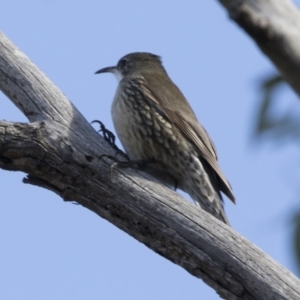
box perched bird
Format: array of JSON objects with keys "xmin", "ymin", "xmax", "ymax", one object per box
[{"xmin": 95, "ymin": 52, "xmax": 235, "ymax": 225}]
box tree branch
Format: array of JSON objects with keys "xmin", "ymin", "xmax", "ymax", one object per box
[
  {"xmin": 219, "ymin": 0, "xmax": 300, "ymax": 97},
  {"xmin": 0, "ymin": 30, "xmax": 299, "ymax": 299}
]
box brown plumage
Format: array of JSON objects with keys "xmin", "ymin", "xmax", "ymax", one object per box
[{"xmin": 96, "ymin": 52, "xmax": 235, "ymax": 225}]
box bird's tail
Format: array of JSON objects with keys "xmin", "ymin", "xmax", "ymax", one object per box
[{"xmin": 182, "ymin": 155, "xmax": 231, "ymax": 226}]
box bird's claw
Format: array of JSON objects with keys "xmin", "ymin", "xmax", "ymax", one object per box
[
  {"xmin": 92, "ymin": 120, "xmax": 128, "ymax": 159},
  {"xmin": 92, "ymin": 120, "xmax": 115, "ymax": 145}
]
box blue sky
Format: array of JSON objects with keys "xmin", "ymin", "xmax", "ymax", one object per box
[{"xmin": 1, "ymin": 1, "xmax": 300, "ymax": 299}]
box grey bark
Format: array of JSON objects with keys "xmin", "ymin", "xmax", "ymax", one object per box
[
  {"xmin": 0, "ymin": 14, "xmax": 300, "ymax": 300},
  {"xmin": 219, "ymin": 0, "xmax": 300, "ymax": 97}
]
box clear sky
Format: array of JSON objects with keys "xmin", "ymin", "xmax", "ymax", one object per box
[{"xmin": 1, "ymin": 1, "xmax": 300, "ymax": 299}]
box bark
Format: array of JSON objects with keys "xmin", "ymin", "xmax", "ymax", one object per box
[
  {"xmin": 219, "ymin": 0, "xmax": 300, "ymax": 97},
  {"xmin": 0, "ymin": 20, "xmax": 300, "ymax": 300}
]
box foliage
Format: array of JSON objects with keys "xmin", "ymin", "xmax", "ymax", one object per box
[
  {"xmin": 253, "ymin": 74, "xmax": 300, "ymax": 144},
  {"xmin": 253, "ymin": 73, "xmax": 300, "ymax": 273}
]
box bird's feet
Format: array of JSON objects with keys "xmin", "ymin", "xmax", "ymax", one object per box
[
  {"xmin": 92, "ymin": 120, "xmax": 128, "ymax": 160},
  {"xmin": 92, "ymin": 120, "xmax": 155, "ymax": 168}
]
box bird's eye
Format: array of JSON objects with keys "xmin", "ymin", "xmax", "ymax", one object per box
[{"xmin": 118, "ymin": 58, "xmax": 127, "ymax": 69}]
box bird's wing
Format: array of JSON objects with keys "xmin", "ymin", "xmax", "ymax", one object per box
[
  {"xmin": 134, "ymin": 76, "xmax": 235, "ymax": 203},
  {"xmin": 173, "ymin": 112, "xmax": 235, "ymax": 203}
]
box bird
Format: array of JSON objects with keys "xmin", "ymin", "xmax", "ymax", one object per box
[{"xmin": 95, "ymin": 52, "xmax": 235, "ymax": 225}]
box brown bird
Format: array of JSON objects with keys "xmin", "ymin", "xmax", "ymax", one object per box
[{"xmin": 95, "ymin": 52, "xmax": 235, "ymax": 225}]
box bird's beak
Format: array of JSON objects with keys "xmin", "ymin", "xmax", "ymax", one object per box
[{"xmin": 95, "ymin": 66, "xmax": 116, "ymax": 74}]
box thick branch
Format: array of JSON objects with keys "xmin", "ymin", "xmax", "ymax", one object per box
[
  {"xmin": 219, "ymin": 0, "xmax": 300, "ymax": 97},
  {"xmin": 1, "ymin": 31, "xmax": 300, "ymax": 299}
]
